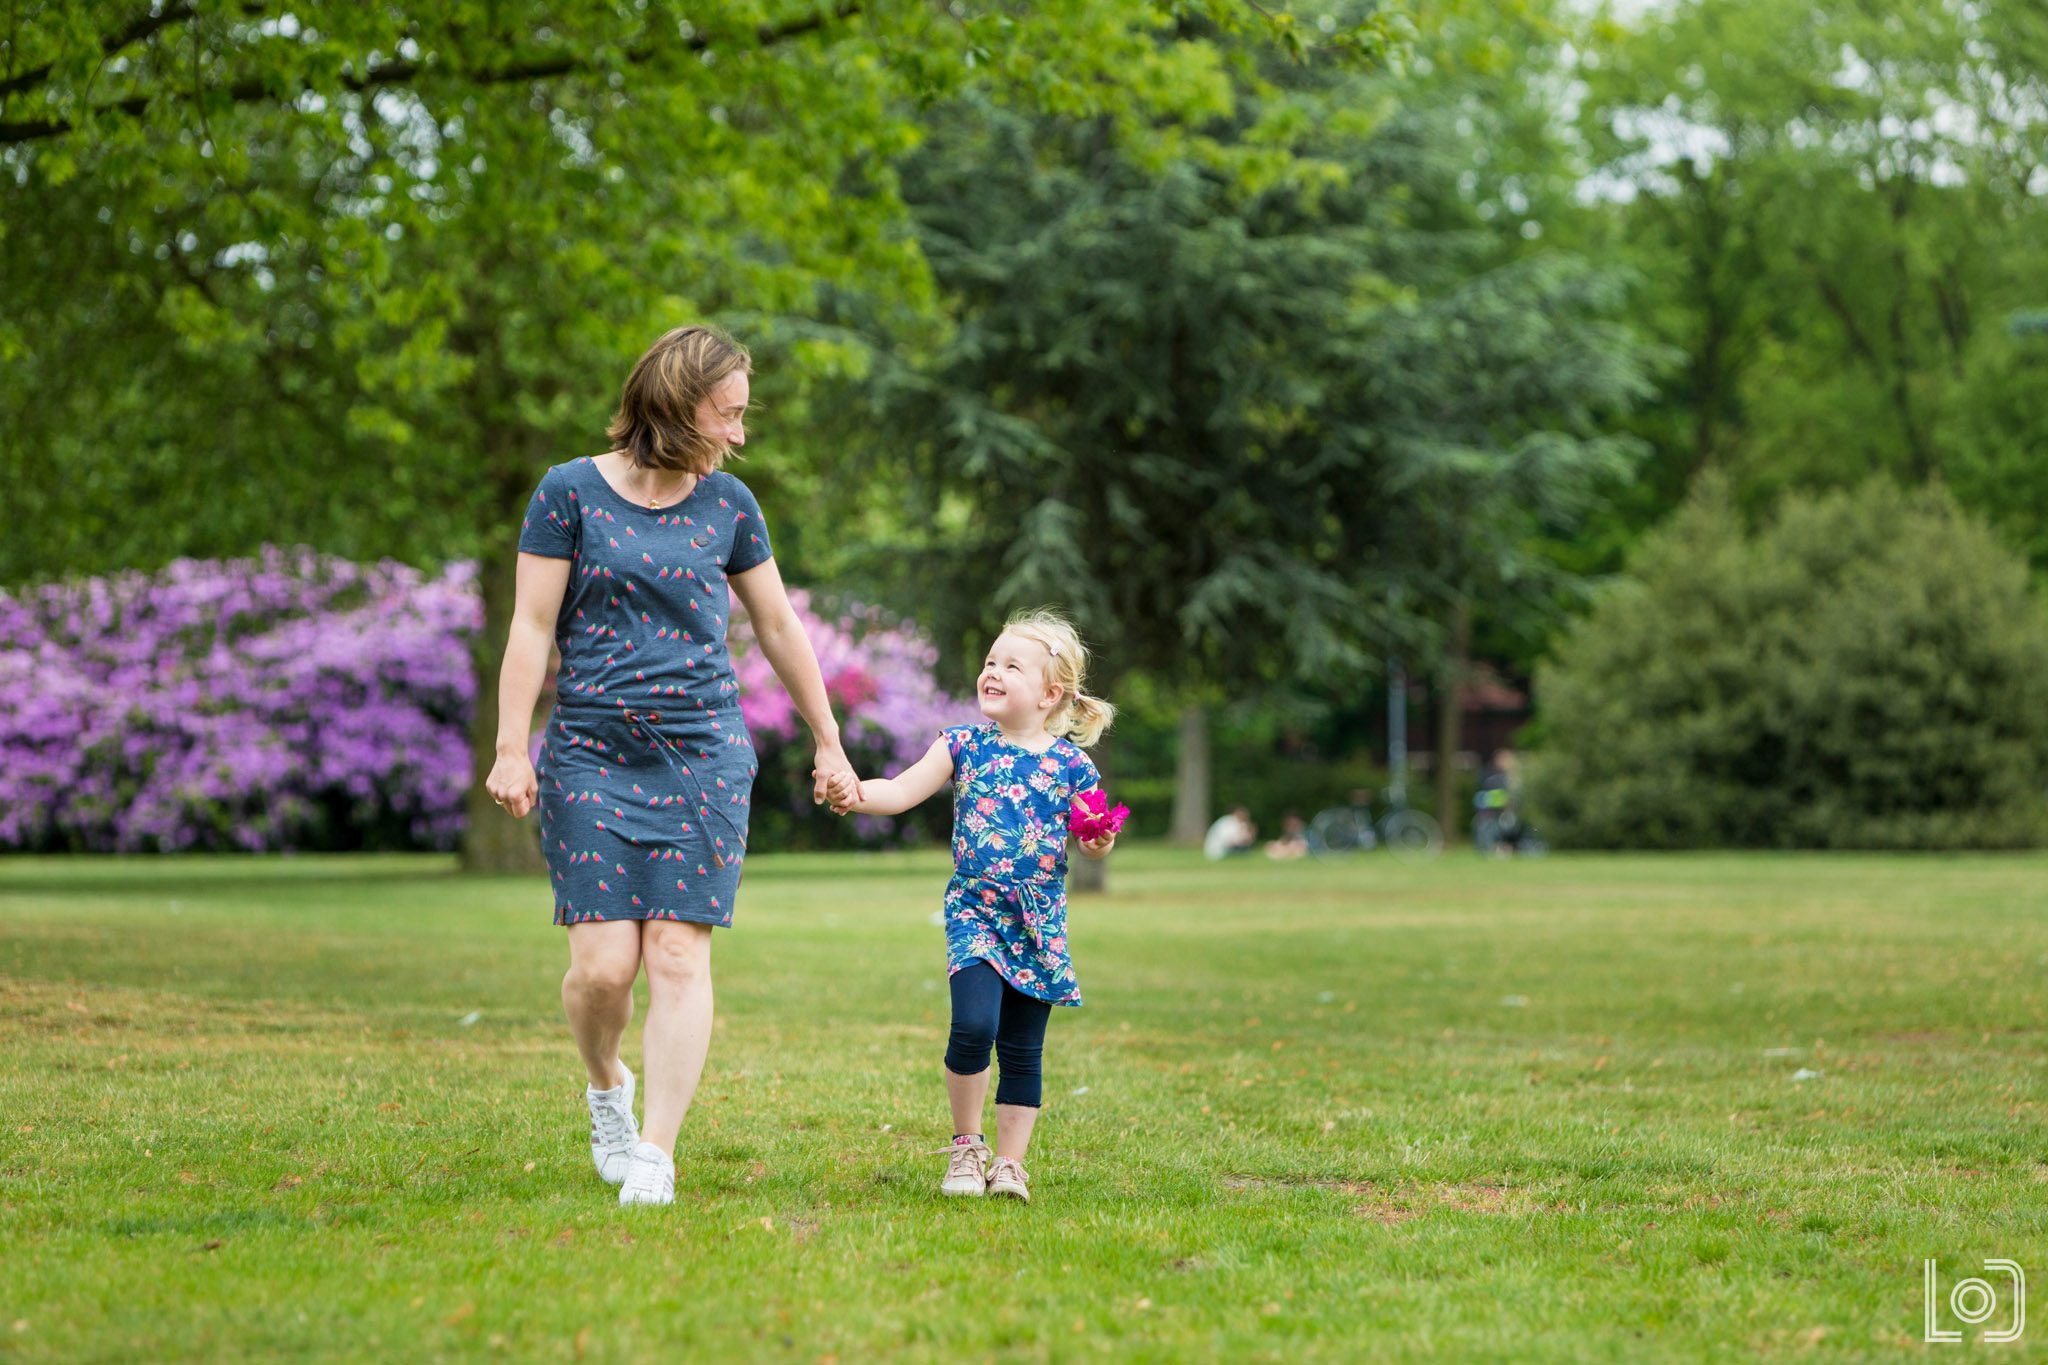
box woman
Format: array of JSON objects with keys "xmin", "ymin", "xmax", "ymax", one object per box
[{"xmin": 484, "ymin": 324, "xmax": 860, "ymax": 1206}]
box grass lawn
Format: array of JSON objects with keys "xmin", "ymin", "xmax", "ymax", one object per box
[{"xmin": 1, "ymin": 845, "xmax": 2043, "ymax": 1361}]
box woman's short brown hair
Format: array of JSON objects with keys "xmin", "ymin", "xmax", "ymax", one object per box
[{"xmin": 607, "ymin": 325, "xmax": 752, "ymax": 475}]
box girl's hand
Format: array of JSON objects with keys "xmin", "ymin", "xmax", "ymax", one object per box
[
  {"xmin": 1079, "ymin": 831, "xmax": 1116, "ymax": 859},
  {"xmin": 485, "ymin": 751, "xmax": 539, "ymax": 819},
  {"xmin": 826, "ymin": 771, "xmax": 861, "ymax": 814}
]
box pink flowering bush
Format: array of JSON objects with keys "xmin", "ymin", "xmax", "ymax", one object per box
[{"xmin": 0, "ymin": 548, "xmax": 479, "ymax": 852}]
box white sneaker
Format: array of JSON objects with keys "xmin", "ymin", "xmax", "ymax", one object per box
[
  {"xmin": 587, "ymin": 1064, "xmax": 639, "ymax": 1185},
  {"xmin": 618, "ymin": 1141, "xmax": 675, "ymax": 1206},
  {"xmin": 936, "ymin": 1140, "xmax": 991, "ymax": 1196}
]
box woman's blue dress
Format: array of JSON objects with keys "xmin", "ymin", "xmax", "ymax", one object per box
[{"xmin": 517, "ymin": 457, "xmax": 773, "ymax": 927}]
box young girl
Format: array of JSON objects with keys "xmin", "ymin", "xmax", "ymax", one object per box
[{"xmin": 828, "ymin": 608, "xmax": 1116, "ymax": 1202}]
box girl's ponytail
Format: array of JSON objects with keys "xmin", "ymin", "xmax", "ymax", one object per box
[{"xmin": 1054, "ymin": 691, "xmax": 1116, "ymax": 748}]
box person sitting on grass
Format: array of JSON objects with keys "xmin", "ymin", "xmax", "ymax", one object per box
[
  {"xmin": 826, "ymin": 608, "xmax": 1116, "ymax": 1203},
  {"xmin": 1265, "ymin": 812, "xmax": 1309, "ymax": 860},
  {"xmin": 1204, "ymin": 805, "xmax": 1257, "ymax": 860}
]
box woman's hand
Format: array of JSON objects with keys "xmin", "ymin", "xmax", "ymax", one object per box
[
  {"xmin": 1079, "ymin": 831, "xmax": 1117, "ymax": 859},
  {"xmin": 485, "ymin": 751, "xmax": 539, "ymax": 819},
  {"xmin": 812, "ymin": 744, "xmax": 862, "ymax": 816}
]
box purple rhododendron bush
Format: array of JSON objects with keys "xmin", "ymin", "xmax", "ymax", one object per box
[
  {"xmin": 2, "ymin": 554, "xmax": 971, "ymax": 854},
  {"xmin": 0, "ymin": 548, "xmax": 481, "ymax": 853}
]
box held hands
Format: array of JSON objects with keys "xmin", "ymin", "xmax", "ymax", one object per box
[
  {"xmin": 824, "ymin": 770, "xmax": 862, "ymax": 815},
  {"xmin": 811, "ymin": 744, "xmax": 863, "ymax": 817},
  {"xmin": 484, "ymin": 751, "xmax": 539, "ymax": 819}
]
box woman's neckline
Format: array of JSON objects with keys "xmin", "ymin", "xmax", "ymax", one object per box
[
  {"xmin": 584, "ymin": 453, "xmax": 714, "ymax": 514},
  {"xmin": 988, "ymin": 722, "xmax": 1060, "ymax": 755}
]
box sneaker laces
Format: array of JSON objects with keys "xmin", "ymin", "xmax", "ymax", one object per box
[
  {"xmin": 589, "ymin": 1086, "xmax": 636, "ymax": 1149},
  {"xmin": 989, "ymin": 1156, "xmax": 1027, "ymax": 1184},
  {"xmin": 932, "ymin": 1141, "xmax": 989, "ymax": 1178}
]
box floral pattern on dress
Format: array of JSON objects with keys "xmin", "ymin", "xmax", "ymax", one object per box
[{"xmin": 940, "ymin": 722, "xmax": 1100, "ymax": 1006}]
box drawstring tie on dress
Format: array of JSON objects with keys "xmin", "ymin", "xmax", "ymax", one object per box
[
  {"xmin": 620, "ymin": 707, "xmax": 749, "ymax": 868},
  {"xmin": 955, "ymin": 874, "xmax": 1061, "ymax": 953}
]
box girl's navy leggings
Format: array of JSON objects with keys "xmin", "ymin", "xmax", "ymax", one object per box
[{"xmin": 944, "ymin": 960, "xmax": 1053, "ymax": 1108}]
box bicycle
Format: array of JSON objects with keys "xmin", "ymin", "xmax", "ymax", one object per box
[{"xmin": 1306, "ymin": 788, "xmax": 1444, "ymax": 861}]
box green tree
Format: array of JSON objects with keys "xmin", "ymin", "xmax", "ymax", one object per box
[
  {"xmin": 1572, "ymin": 0, "xmax": 2048, "ymax": 558},
  {"xmin": 1528, "ymin": 478, "xmax": 2048, "ymax": 849},
  {"xmin": 840, "ymin": 8, "xmax": 1652, "ymax": 847}
]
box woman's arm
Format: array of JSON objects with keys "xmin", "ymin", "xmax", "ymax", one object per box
[
  {"xmin": 837, "ymin": 736, "xmax": 955, "ymax": 816},
  {"xmin": 484, "ymin": 552, "xmax": 572, "ymax": 818},
  {"xmin": 728, "ymin": 557, "xmax": 860, "ymax": 806}
]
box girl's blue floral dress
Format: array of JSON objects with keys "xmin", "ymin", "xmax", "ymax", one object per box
[{"xmin": 941, "ymin": 723, "xmax": 1100, "ymax": 1006}]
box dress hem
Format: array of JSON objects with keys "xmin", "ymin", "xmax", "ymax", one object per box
[
  {"xmin": 556, "ymin": 908, "xmax": 734, "ymax": 929},
  {"xmin": 949, "ymin": 953, "xmax": 1082, "ymax": 1008}
]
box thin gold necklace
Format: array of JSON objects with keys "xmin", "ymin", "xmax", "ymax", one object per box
[{"xmin": 638, "ymin": 468, "xmax": 693, "ymax": 508}]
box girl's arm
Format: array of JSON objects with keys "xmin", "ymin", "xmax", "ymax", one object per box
[
  {"xmin": 837, "ymin": 736, "xmax": 955, "ymax": 816},
  {"xmin": 728, "ymin": 557, "xmax": 861, "ymax": 807}
]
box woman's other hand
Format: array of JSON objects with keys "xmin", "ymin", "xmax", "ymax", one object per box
[{"xmin": 485, "ymin": 751, "xmax": 539, "ymax": 819}]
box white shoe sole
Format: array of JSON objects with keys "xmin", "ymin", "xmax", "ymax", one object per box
[{"xmin": 940, "ymin": 1180, "xmax": 987, "ymax": 1197}]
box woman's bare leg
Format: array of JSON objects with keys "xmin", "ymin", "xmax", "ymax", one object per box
[
  {"xmin": 562, "ymin": 921, "xmax": 642, "ymax": 1089},
  {"xmin": 638, "ymin": 920, "xmax": 715, "ymax": 1156}
]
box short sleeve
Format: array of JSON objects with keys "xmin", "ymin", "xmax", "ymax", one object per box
[
  {"xmin": 722, "ymin": 474, "xmax": 774, "ymax": 574},
  {"xmin": 518, "ymin": 464, "xmax": 578, "ymax": 560},
  {"xmin": 944, "ymin": 725, "xmax": 975, "ymax": 767}
]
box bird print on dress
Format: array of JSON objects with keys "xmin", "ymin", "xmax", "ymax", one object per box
[{"xmin": 519, "ymin": 458, "xmax": 773, "ymax": 927}]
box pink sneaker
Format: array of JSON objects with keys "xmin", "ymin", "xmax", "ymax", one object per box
[
  {"xmin": 986, "ymin": 1156, "xmax": 1030, "ymax": 1202},
  {"xmin": 936, "ymin": 1140, "xmax": 991, "ymax": 1196}
]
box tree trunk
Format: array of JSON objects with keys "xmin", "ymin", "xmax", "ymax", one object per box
[
  {"xmin": 1434, "ymin": 599, "xmax": 1471, "ymax": 841},
  {"xmin": 1070, "ymin": 730, "xmax": 1113, "ymax": 895},
  {"xmin": 1168, "ymin": 703, "xmax": 1211, "ymax": 845},
  {"xmin": 460, "ymin": 526, "xmax": 548, "ymax": 874}
]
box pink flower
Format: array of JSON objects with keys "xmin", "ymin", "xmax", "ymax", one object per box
[{"xmin": 1067, "ymin": 788, "xmax": 1129, "ymax": 841}]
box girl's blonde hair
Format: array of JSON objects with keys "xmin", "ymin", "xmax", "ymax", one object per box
[{"xmin": 1003, "ymin": 607, "xmax": 1116, "ymax": 747}]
